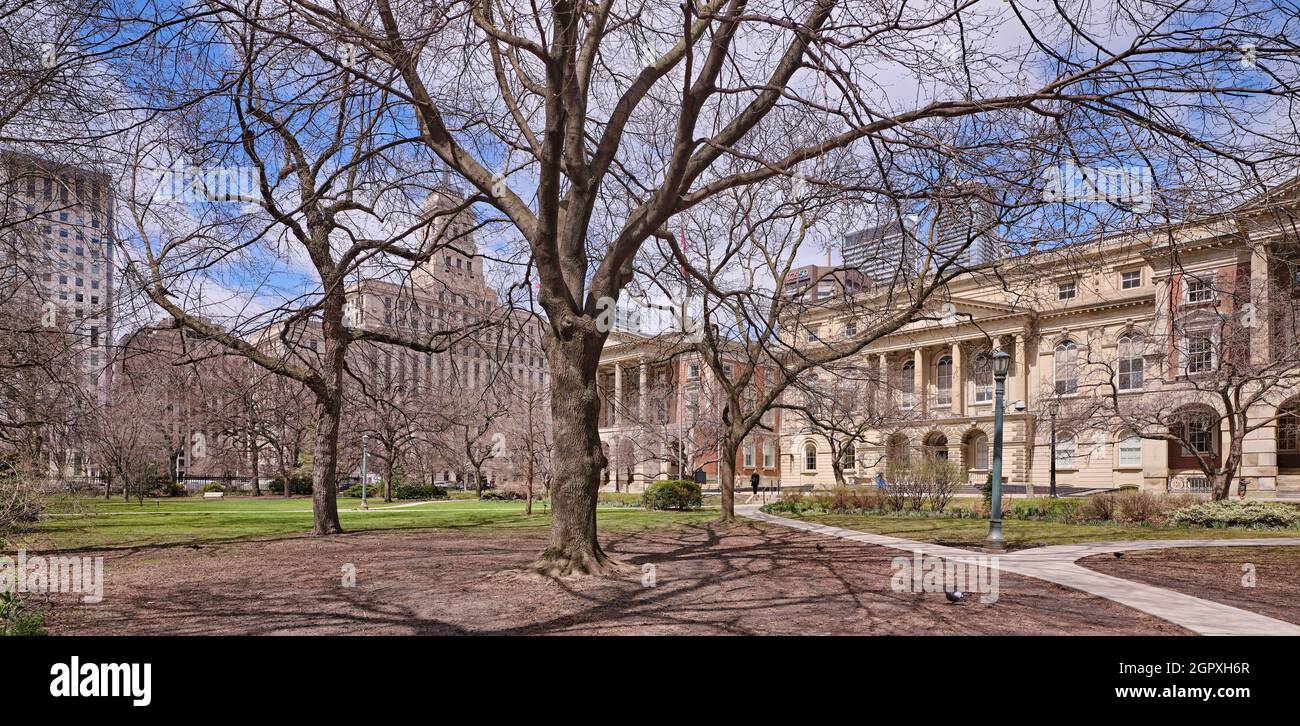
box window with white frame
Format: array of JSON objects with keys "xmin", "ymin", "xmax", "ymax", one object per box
[
  {"xmin": 1058, "ymin": 281, "xmax": 1077, "ymax": 300},
  {"xmin": 687, "ymin": 361, "xmax": 700, "ymax": 380},
  {"xmin": 803, "ymin": 443, "xmax": 818, "ymax": 471},
  {"xmin": 843, "ymin": 442, "xmax": 857, "ymax": 470},
  {"xmin": 844, "ymin": 321, "xmax": 858, "ymax": 337},
  {"xmin": 1174, "ymin": 413, "xmax": 1215, "ymax": 455},
  {"xmin": 1120, "ymin": 270, "xmax": 1142, "ymax": 289},
  {"xmin": 973, "ymin": 352, "xmax": 993, "ymax": 403},
  {"xmin": 1117, "ymin": 334, "xmax": 1144, "ymax": 390},
  {"xmin": 1054, "ymin": 340, "xmax": 1078, "ymax": 395},
  {"xmin": 1184, "ymin": 275, "xmax": 1215, "ymax": 303},
  {"xmin": 969, "ymin": 433, "xmax": 989, "ymax": 470},
  {"xmin": 1117, "ymin": 432, "xmax": 1142, "ymax": 467},
  {"xmin": 935, "ymin": 355, "xmax": 953, "ymax": 406},
  {"xmin": 899, "ymin": 360, "xmax": 916, "ymax": 407},
  {"xmin": 762, "ymin": 440, "xmax": 775, "ymax": 468},
  {"xmin": 743, "ymin": 440, "xmax": 755, "ymax": 468},
  {"xmin": 1184, "ymin": 331, "xmax": 1214, "ymax": 374},
  {"xmin": 1055, "ymin": 436, "xmax": 1077, "ymax": 469}
]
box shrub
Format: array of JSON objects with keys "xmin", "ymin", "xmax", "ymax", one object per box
[
  {"xmin": 0, "ymin": 591, "xmax": 46, "ymax": 636},
  {"xmin": 340, "ymin": 483, "xmax": 380, "ymax": 498},
  {"xmin": 1172, "ymin": 500, "xmax": 1300, "ymax": 529},
  {"xmin": 1007, "ymin": 498, "xmax": 1081, "ymax": 522},
  {"xmin": 202, "ymin": 483, "xmax": 225, "ymax": 493},
  {"xmin": 0, "ymin": 478, "xmax": 43, "ymax": 545},
  {"xmin": 641, "ymin": 480, "xmax": 703, "ymax": 511},
  {"xmin": 165, "ymin": 482, "xmax": 187, "ymax": 497},
  {"xmin": 481, "ymin": 489, "xmax": 524, "ymax": 501},
  {"xmin": 1114, "ymin": 490, "xmax": 1163, "ymax": 523},
  {"xmin": 269, "ymin": 475, "xmax": 312, "ymax": 495},
  {"xmin": 1078, "ymin": 492, "xmax": 1119, "ymax": 521},
  {"xmin": 393, "ymin": 484, "xmax": 448, "ymax": 500}
]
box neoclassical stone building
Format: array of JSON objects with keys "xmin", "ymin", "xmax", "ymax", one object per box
[{"xmin": 781, "ymin": 183, "xmax": 1300, "ymax": 498}]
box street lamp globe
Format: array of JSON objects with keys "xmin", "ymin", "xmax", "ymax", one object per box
[
  {"xmin": 991, "ymin": 349, "xmax": 1011, "ymax": 379},
  {"xmin": 1048, "ymin": 400, "xmax": 1060, "ymax": 417}
]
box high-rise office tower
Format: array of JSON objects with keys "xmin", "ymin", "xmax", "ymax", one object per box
[
  {"xmin": 1, "ymin": 151, "xmax": 115, "ymax": 392},
  {"xmin": 841, "ymin": 218, "xmax": 917, "ymax": 285},
  {"xmin": 932, "ymin": 191, "xmax": 999, "ymax": 269}
]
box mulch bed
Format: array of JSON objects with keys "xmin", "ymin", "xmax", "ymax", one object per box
[
  {"xmin": 40, "ymin": 522, "xmax": 1188, "ymax": 635},
  {"xmin": 1081, "ymin": 546, "xmax": 1300, "ymax": 626}
]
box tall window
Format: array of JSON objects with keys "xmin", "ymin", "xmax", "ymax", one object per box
[
  {"xmin": 973, "ymin": 352, "xmax": 993, "ymax": 403},
  {"xmin": 843, "ymin": 442, "xmax": 857, "ymax": 471},
  {"xmin": 763, "ymin": 440, "xmax": 775, "ymax": 468},
  {"xmin": 1118, "ymin": 433, "xmax": 1142, "ymax": 467},
  {"xmin": 1174, "ymin": 412, "xmax": 1215, "ymax": 455},
  {"xmin": 1117, "ymin": 335, "xmax": 1144, "ymax": 390},
  {"xmin": 900, "ymin": 361, "xmax": 916, "ymax": 407},
  {"xmin": 1055, "ymin": 436, "xmax": 1077, "ymax": 469},
  {"xmin": 969, "ymin": 433, "xmax": 989, "ymax": 470},
  {"xmin": 743, "ymin": 440, "xmax": 755, "ymax": 468},
  {"xmin": 935, "ymin": 355, "xmax": 953, "ymax": 406},
  {"xmin": 803, "ymin": 443, "xmax": 818, "ymax": 472},
  {"xmin": 1184, "ymin": 331, "xmax": 1214, "ymax": 374},
  {"xmin": 1280, "ymin": 408, "xmax": 1300, "ymax": 453},
  {"xmin": 1054, "ymin": 340, "xmax": 1078, "ymax": 395}
]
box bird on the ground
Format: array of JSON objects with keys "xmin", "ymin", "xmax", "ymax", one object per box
[
  {"xmin": 1113, "ymin": 552, "xmax": 1124, "ymax": 559},
  {"xmin": 945, "ymin": 590, "xmax": 967, "ymax": 604},
  {"xmin": 188, "ymin": 544, "xmax": 202, "ymax": 550},
  {"xmin": 815, "ymin": 543, "xmax": 825, "ymax": 552}
]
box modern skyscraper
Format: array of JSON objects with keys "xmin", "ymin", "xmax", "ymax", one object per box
[
  {"xmin": 932, "ymin": 191, "xmax": 999, "ymax": 269},
  {"xmin": 1, "ymin": 151, "xmax": 115, "ymax": 393},
  {"xmin": 841, "ymin": 218, "xmax": 917, "ymax": 285}
]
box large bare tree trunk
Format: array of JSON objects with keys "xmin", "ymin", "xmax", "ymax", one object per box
[
  {"xmin": 249, "ymin": 443, "xmax": 261, "ymax": 496},
  {"xmin": 535, "ymin": 338, "xmax": 620, "ymax": 577},
  {"xmin": 718, "ymin": 437, "xmax": 738, "ymax": 523},
  {"xmin": 309, "ymin": 298, "xmax": 347, "ymax": 535}
]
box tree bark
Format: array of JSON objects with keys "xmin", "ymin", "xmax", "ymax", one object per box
[
  {"xmin": 308, "ymin": 295, "xmax": 347, "ymax": 535},
  {"xmin": 534, "ymin": 336, "xmax": 622, "ymax": 577},
  {"xmin": 718, "ymin": 437, "xmax": 738, "ymax": 523},
  {"xmin": 249, "ymin": 442, "xmax": 262, "ymax": 496}
]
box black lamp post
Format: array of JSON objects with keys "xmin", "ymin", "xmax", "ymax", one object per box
[
  {"xmin": 986, "ymin": 350, "xmax": 1011, "ymax": 549},
  {"xmin": 1048, "ymin": 400, "xmax": 1060, "ymax": 498}
]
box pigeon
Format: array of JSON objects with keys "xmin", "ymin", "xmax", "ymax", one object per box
[
  {"xmin": 188, "ymin": 544, "xmax": 202, "ymax": 550},
  {"xmin": 815, "ymin": 543, "xmax": 825, "ymax": 552},
  {"xmin": 945, "ymin": 590, "xmax": 967, "ymax": 604},
  {"xmin": 1113, "ymin": 552, "xmax": 1124, "ymax": 559}
]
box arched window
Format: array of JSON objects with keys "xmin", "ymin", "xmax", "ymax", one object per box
[
  {"xmin": 1117, "ymin": 335, "xmax": 1144, "ymax": 391},
  {"xmin": 843, "ymin": 442, "xmax": 857, "ymax": 471},
  {"xmin": 924, "ymin": 433, "xmax": 949, "ymax": 461},
  {"xmin": 936, "ymin": 355, "xmax": 953, "ymax": 406},
  {"xmin": 1055, "ymin": 435, "xmax": 1077, "ymax": 469},
  {"xmin": 899, "ymin": 360, "xmax": 916, "ymax": 407},
  {"xmin": 973, "ymin": 352, "xmax": 993, "ymax": 403},
  {"xmin": 968, "ymin": 433, "xmax": 989, "ymax": 470},
  {"xmin": 803, "ymin": 443, "xmax": 818, "ymax": 472},
  {"xmin": 1054, "ymin": 340, "xmax": 1078, "ymax": 395},
  {"xmin": 1117, "ymin": 431, "xmax": 1142, "ymax": 467}
]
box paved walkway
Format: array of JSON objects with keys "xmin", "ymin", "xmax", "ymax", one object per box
[{"xmin": 739, "ymin": 505, "xmax": 1300, "ymax": 636}]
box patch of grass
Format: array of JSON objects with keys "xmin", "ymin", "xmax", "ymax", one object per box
[
  {"xmin": 0, "ymin": 592, "xmax": 47, "ymax": 636},
  {"xmin": 787, "ymin": 511, "xmax": 1300, "ymax": 549},
  {"xmin": 19, "ymin": 496, "xmax": 717, "ymax": 551}
]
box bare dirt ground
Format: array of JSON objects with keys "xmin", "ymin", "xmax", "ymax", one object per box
[
  {"xmin": 1081, "ymin": 546, "xmax": 1300, "ymax": 626},
  {"xmin": 44, "ymin": 522, "xmax": 1188, "ymax": 635}
]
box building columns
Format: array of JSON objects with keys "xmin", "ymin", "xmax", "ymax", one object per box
[
  {"xmin": 913, "ymin": 347, "xmax": 924, "ymax": 413},
  {"xmin": 950, "ymin": 342, "xmax": 964, "ymax": 416},
  {"xmin": 638, "ymin": 359, "xmax": 648, "ymax": 425},
  {"xmin": 877, "ymin": 352, "xmax": 888, "ymax": 413},
  {"xmin": 1013, "ymin": 334, "xmax": 1028, "ymax": 405},
  {"xmin": 613, "ymin": 362, "xmax": 623, "ymax": 426}
]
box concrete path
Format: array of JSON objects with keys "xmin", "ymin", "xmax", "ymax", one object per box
[{"xmin": 739, "ymin": 505, "xmax": 1300, "ymax": 636}]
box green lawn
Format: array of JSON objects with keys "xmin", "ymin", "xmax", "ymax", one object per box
[
  {"xmin": 787, "ymin": 511, "xmax": 1300, "ymax": 549},
  {"xmin": 20, "ymin": 495, "xmax": 717, "ymax": 551}
]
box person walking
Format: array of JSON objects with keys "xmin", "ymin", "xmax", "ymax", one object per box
[{"xmin": 750, "ymin": 471, "xmax": 760, "ymax": 500}]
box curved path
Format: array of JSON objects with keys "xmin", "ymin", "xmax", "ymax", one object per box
[{"xmin": 740, "ymin": 505, "xmax": 1300, "ymax": 636}]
